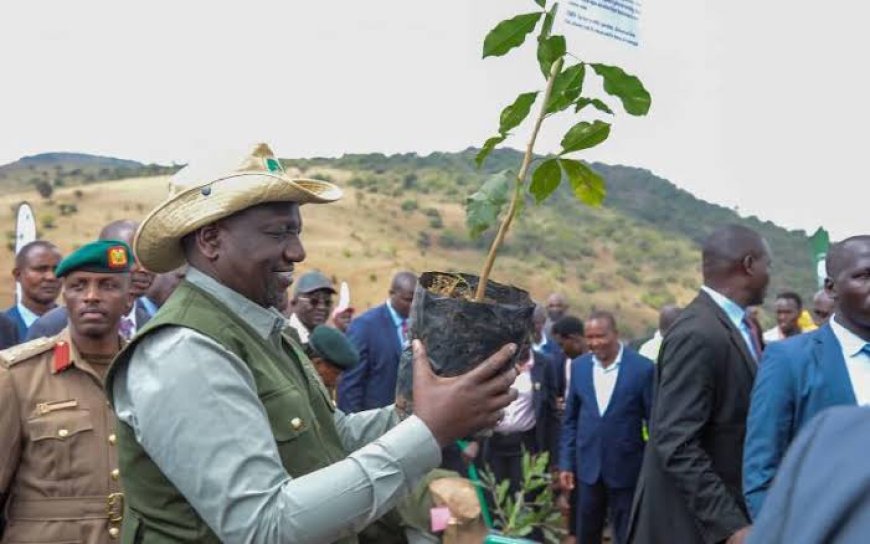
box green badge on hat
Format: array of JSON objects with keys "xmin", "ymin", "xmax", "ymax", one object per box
[
  {"xmin": 55, "ymin": 240, "xmax": 133, "ymax": 278},
  {"xmin": 265, "ymin": 157, "xmax": 284, "ymax": 173}
]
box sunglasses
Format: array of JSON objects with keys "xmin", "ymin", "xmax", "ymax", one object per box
[{"xmin": 300, "ymin": 295, "xmax": 333, "ymax": 308}]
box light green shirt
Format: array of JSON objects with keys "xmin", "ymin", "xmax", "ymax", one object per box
[{"xmin": 112, "ymin": 267, "xmax": 441, "ymax": 543}]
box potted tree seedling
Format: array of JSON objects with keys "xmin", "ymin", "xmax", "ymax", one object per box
[{"xmin": 395, "ymin": 0, "xmax": 650, "ymax": 414}]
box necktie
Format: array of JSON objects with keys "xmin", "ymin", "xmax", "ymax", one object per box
[
  {"xmin": 400, "ymin": 319, "xmax": 409, "ymax": 344},
  {"xmin": 742, "ymin": 315, "xmax": 763, "ymax": 361},
  {"xmin": 119, "ymin": 316, "xmax": 135, "ymax": 340}
]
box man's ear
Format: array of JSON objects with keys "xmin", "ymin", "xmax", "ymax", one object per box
[
  {"xmin": 824, "ymin": 277, "xmax": 837, "ymax": 301},
  {"xmin": 742, "ymin": 254, "xmax": 755, "ymax": 275},
  {"xmin": 12, "ymin": 267, "xmax": 21, "ymax": 282},
  {"xmin": 196, "ymin": 224, "xmax": 222, "ymax": 262}
]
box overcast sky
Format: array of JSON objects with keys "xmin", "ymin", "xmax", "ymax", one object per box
[{"xmin": 1, "ymin": 1, "xmax": 867, "ymax": 240}]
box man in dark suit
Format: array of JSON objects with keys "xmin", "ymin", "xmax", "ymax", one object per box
[
  {"xmin": 3, "ymin": 240, "xmax": 62, "ymax": 344},
  {"xmin": 483, "ymin": 343, "xmax": 560, "ymax": 493},
  {"xmin": 747, "ymin": 406, "xmax": 870, "ymax": 544},
  {"xmin": 337, "ymin": 271, "xmax": 416, "ymax": 412},
  {"xmin": 0, "ymin": 313, "xmax": 17, "ymax": 350},
  {"xmin": 628, "ymin": 224, "xmax": 771, "ymax": 544},
  {"xmin": 558, "ymin": 311, "xmax": 654, "ymax": 544},
  {"xmin": 744, "ymin": 235, "xmax": 870, "ymax": 518}
]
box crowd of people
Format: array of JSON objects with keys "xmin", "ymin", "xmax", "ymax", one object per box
[{"xmin": 0, "ymin": 143, "xmax": 868, "ymax": 544}]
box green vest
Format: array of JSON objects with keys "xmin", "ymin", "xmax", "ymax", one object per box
[{"xmin": 106, "ymin": 281, "xmax": 349, "ymax": 543}]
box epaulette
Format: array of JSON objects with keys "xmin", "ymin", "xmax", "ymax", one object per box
[{"xmin": 0, "ymin": 336, "xmax": 58, "ymax": 368}]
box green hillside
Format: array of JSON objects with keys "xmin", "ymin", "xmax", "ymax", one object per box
[
  {"xmin": 0, "ymin": 152, "xmax": 177, "ymax": 194},
  {"xmin": 0, "ymin": 148, "xmax": 817, "ymax": 338},
  {"xmin": 288, "ymin": 148, "xmax": 817, "ymax": 331}
]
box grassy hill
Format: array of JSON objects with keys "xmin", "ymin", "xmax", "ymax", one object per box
[
  {"xmin": 0, "ymin": 149, "xmax": 818, "ymax": 339},
  {"xmin": 0, "ymin": 152, "xmax": 178, "ymax": 194}
]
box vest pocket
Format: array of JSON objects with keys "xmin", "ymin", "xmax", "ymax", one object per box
[{"xmin": 261, "ymin": 387, "xmax": 313, "ymax": 442}]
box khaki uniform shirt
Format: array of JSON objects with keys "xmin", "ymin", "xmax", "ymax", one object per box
[{"xmin": 0, "ymin": 329, "xmax": 124, "ymax": 543}]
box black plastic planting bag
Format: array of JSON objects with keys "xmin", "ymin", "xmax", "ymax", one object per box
[{"xmin": 395, "ymin": 271, "xmax": 535, "ymax": 419}]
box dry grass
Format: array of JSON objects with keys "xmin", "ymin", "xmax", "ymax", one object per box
[{"xmin": 0, "ymin": 175, "xmax": 699, "ymax": 335}]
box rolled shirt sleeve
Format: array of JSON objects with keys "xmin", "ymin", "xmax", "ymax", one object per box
[{"xmin": 113, "ymin": 327, "xmax": 441, "ymax": 544}]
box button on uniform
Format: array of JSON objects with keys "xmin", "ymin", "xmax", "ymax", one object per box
[
  {"xmin": 108, "ymin": 526, "xmax": 120, "ymax": 539},
  {"xmin": 110, "ymin": 469, "xmax": 120, "ymax": 481},
  {"xmin": 58, "ymin": 428, "xmax": 69, "ymax": 438},
  {"xmin": 108, "ymin": 433, "xmax": 117, "ymax": 445},
  {"xmin": 290, "ymin": 417, "xmax": 303, "ymax": 431}
]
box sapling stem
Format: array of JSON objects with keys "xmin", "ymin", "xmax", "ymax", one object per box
[{"xmin": 474, "ymin": 57, "xmax": 564, "ymax": 301}]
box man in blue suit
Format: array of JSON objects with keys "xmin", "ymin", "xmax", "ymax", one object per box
[
  {"xmin": 744, "ymin": 234, "xmax": 870, "ymax": 519},
  {"xmin": 558, "ymin": 310, "xmax": 654, "ymax": 544},
  {"xmin": 748, "ymin": 406, "xmax": 870, "ymax": 544},
  {"xmin": 3, "ymin": 241, "xmax": 62, "ymax": 345},
  {"xmin": 337, "ymin": 271, "xmax": 416, "ymax": 412}
]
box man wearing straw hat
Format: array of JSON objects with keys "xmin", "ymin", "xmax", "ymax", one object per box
[{"xmin": 105, "ymin": 144, "xmax": 518, "ymax": 543}]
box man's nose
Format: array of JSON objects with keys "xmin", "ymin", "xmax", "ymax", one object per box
[{"xmin": 284, "ymin": 239, "xmax": 306, "ymax": 263}]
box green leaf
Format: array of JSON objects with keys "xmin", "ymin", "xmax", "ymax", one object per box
[
  {"xmin": 575, "ymin": 97, "xmax": 614, "ymax": 115},
  {"xmin": 560, "ymin": 158, "xmax": 606, "ymax": 206},
  {"xmin": 496, "ymin": 478, "xmax": 510, "ymax": 506},
  {"xmin": 540, "ymin": 3, "xmax": 558, "ymax": 39},
  {"xmin": 591, "ymin": 63, "xmax": 651, "ymax": 115},
  {"xmin": 560, "ymin": 120, "xmax": 611, "ymax": 154},
  {"xmin": 534, "ymin": 0, "xmax": 546, "ymax": 7},
  {"xmin": 475, "ymin": 134, "xmax": 506, "ymax": 168},
  {"xmin": 483, "ymin": 12, "xmax": 543, "ymax": 58},
  {"xmin": 546, "ymin": 63, "xmax": 585, "ymax": 113},
  {"xmin": 529, "ymin": 158, "xmax": 561, "ymax": 203},
  {"xmin": 537, "ymin": 35, "xmax": 566, "ymax": 78},
  {"xmin": 466, "ymin": 170, "xmax": 513, "ymax": 238},
  {"xmin": 498, "ymin": 92, "xmax": 539, "ymax": 135}
]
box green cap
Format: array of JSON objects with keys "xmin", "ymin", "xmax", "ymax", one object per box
[
  {"xmin": 308, "ymin": 325, "xmax": 359, "ymax": 370},
  {"xmin": 55, "ymin": 240, "xmax": 133, "ymax": 278},
  {"xmin": 294, "ymin": 271, "xmax": 336, "ymax": 295}
]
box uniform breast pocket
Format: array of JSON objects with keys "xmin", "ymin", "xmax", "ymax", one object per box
[{"xmin": 26, "ymin": 408, "xmax": 95, "ymax": 481}]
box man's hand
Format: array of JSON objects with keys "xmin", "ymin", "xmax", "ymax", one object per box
[
  {"xmin": 725, "ymin": 526, "xmax": 751, "ymax": 544},
  {"xmin": 413, "ymin": 340, "xmax": 518, "ymax": 446},
  {"xmin": 559, "ymin": 471, "xmax": 575, "ymax": 491}
]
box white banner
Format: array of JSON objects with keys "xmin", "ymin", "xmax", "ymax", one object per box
[
  {"xmin": 564, "ymin": 0, "xmax": 642, "ymax": 47},
  {"xmin": 15, "ymin": 202, "xmax": 36, "ymax": 304}
]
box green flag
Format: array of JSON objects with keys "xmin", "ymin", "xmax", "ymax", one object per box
[{"xmin": 809, "ymin": 227, "xmax": 830, "ymax": 287}]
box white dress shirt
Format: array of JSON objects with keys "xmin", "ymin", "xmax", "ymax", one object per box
[
  {"xmin": 592, "ymin": 343, "xmax": 624, "ymax": 415},
  {"xmin": 829, "ymin": 315, "xmax": 870, "ymax": 405},
  {"xmin": 495, "ymin": 355, "xmax": 536, "ymax": 434}
]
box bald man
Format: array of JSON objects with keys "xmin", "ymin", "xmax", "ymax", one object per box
[
  {"xmin": 629, "ymin": 224, "xmax": 771, "ymax": 544},
  {"xmin": 811, "ymin": 289, "xmax": 836, "ymax": 326},
  {"xmin": 744, "ymin": 235, "xmax": 870, "ymax": 519},
  {"xmin": 337, "ymin": 272, "xmax": 417, "ymax": 412},
  {"xmin": 25, "ymin": 220, "xmax": 156, "ymax": 341}
]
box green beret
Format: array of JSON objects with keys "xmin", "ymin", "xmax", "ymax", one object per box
[
  {"xmin": 308, "ymin": 325, "xmax": 359, "ymax": 370},
  {"xmin": 55, "ymin": 240, "xmax": 133, "ymax": 278}
]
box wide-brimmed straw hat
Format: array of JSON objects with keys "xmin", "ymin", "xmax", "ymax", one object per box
[{"xmin": 134, "ymin": 143, "xmax": 342, "ymax": 273}]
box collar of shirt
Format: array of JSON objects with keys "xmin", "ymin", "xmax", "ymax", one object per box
[
  {"xmin": 16, "ymin": 302, "xmax": 41, "ymax": 328},
  {"xmin": 830, "ymin": 314, "xmax": 870, "ymax": 358},
  {"xmin": 385, "ymin": 299, "xmax": 404, "ymax": 328},
  {"xmin": 701, "ymin": 285, "xmax": 747, "ymax": 330},
  {"xmin": 187, "ymin": 267, "xmax": 286, "ymax": 340},
  {"xmin": 531, "ymin": 337, "xmax": 546, "ymax": 353},
  {"xmin": 139, "ymin": 296, "xmax": 159, "ymax": 318},
  {"xmin": 592, "ymin": 342, "xmax": 624, "ymax": 372},
  {"xmin": 287, "ymin": 313, "xmax": 310, "ymax": 344}
]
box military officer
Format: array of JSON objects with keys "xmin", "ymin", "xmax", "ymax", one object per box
[{"xmin": 0, "ymin": 240, "xmax": 134, "ymax": 543}]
